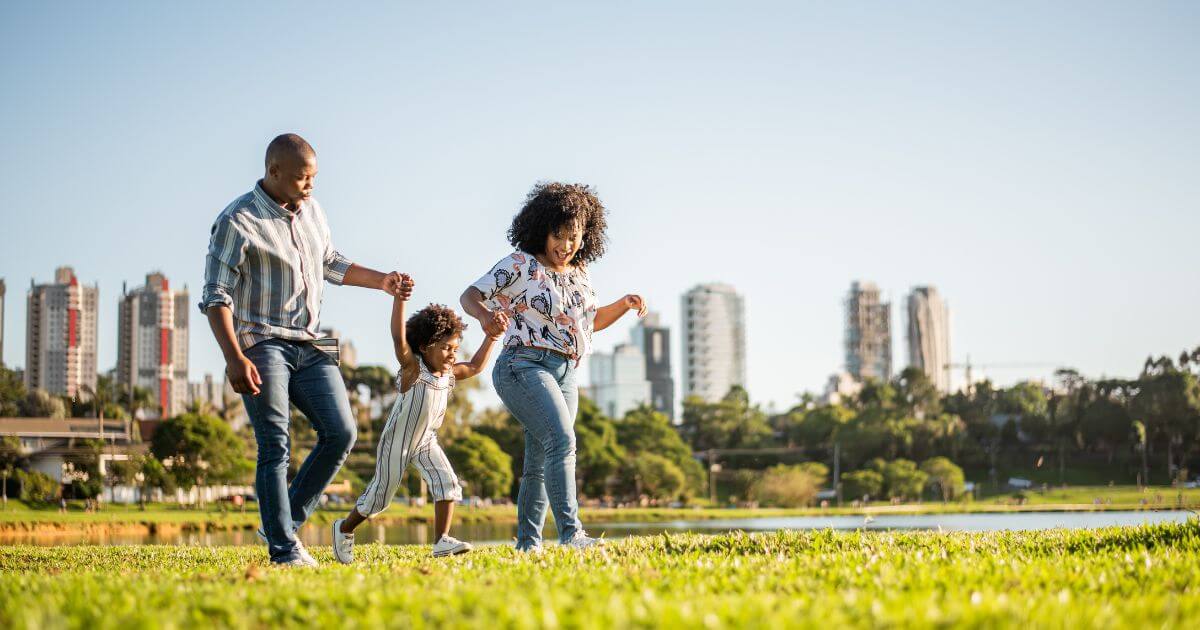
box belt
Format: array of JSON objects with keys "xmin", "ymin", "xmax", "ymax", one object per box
[{"xmin": 515, "ymin": 345, "xmax": 575, "ymax": 362}]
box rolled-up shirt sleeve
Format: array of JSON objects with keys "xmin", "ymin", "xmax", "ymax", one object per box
[
  {"xmin": 471, "ymin": 252, "xmax": 523, "ymax": 310},
  {"xmin": 199, "ymin": 214, "xmax": 245, "ymax": 313},
  {"xmin": 323, "ymin": 241, "xmax": 353, "ymax": 285}
]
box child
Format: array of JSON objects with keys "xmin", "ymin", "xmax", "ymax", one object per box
[{"xmin": 332, "ymin": 273, "xmax": 508, "ymax": 561}]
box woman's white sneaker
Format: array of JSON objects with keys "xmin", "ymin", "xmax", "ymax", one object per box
[
  {"xmin": 432, "ymin": 535, "xmax": 473, "ymax": 557},
  {"xmin": 562, "ymin": 531, "xmax": 604, "ymax": 549},
  {"xmin": 332, "ymin": 518, "xmax": 354, "ymax": 564}
]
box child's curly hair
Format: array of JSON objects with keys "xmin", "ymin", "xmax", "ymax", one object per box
[
  {"xmin": 507, "ymin": 182, "xmax": 609, "ymax": 265},
  {"xmin": 406, "ymin": 304, "xmax": 467, "ymax": 352}
]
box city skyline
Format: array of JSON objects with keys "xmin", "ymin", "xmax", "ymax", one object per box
[{"xmin": 2, "ymin": 3, "xmax": 1197, "ymax": 410}]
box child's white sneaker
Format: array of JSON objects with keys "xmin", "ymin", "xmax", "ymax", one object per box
[
  {"xmin": 432, "ymin": 534, "xmax": 473, "ymax": 557},
  {"xmin": 561, "ymin": 531, "xmax": 604, "ymax": 550},
  {"xmin": 331, "ymin": 518, "xmax": 354, "ymax": 565}
]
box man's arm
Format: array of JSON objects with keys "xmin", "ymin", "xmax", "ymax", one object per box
[
  {"xmin": 342, "ymin": 264, "xmax": 411, "ymax": 298},
  {"xmin": 206, "ymin": 306, "xmax": 261, "ymax": 395}
]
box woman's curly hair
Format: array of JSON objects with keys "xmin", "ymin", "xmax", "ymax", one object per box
[
  {"xmin": 406, "ymin": 304, "xmax": 467, "ymax": 352},
  {"xmin": 507, "ymin": 182, "xmax": 609, "ymax": 265}
]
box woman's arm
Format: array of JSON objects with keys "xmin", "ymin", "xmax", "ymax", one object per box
[
  {"xmin": 453, "ymin": 313, "xmax": 508, "ymax": 380},
  {"xmin": 460, "ymin": 287, "xmax": 507, "ymax": 337},
  {"xmin": 593, "ymin": 294, "xmax": 647, "ymax": 333}
]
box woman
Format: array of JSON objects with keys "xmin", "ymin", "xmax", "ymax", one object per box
[{"xmin": 461, "ymin": 182, "xmax": 646, "ymax": 552}]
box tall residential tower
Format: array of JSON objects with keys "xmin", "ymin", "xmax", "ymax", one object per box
[
  {"xmin": 117, "ymin": 272, "xmax": 189, "ymax": 417},
  {"xmin": 906, "ymin": 286, "xmax": 951, "ymax": 392},
  {"xmin": 682, "ymin": 284, "xmax": 745, "ymax": 402},
  {"xmin": 845, "ymin": 281, "xmax": 891, "ymax": 382},
  {"xmin": 26, "ymin": 267, "xmax": 98, "ymax": 398}
]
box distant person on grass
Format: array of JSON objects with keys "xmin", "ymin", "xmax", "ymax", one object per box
[
  {"xmin": 331, "ymin": 285, "xmax": 507, "ymax": 562},
  {"xmin": 201, "ymin": 133, "xmax": 410, "ymax": 568},
  {"xmin": 460, "ymin": 182, "xmax": 647, "ymax": 553}
]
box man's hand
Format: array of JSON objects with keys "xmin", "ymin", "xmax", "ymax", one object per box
[
  {"xmin": 227, "ymin": 355, "xmax": 262, "ymax": 395},
  {"xmin": 481, "ymin": 310, "xmax": 508, "ymax": 338},
  {"xmin": 623, "ymin": 294, "xmax": 648, "ymax": 318},
  {"xmin": 487, "ymin": 310, "xmax": 510, "ymax": 340},
  {"xmin": 381, "ymin": 272, "xmax": 414, "ymax": 300}
]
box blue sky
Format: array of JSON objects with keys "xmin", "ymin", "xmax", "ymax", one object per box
[{"xmin": 1, "ymin": 2, "xmax": 1197, "ymax": 412}]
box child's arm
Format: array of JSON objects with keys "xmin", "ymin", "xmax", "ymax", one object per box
[
  {"xmin": 593, "ymin": 294, "xmax": 647, "ymax": 333},
  {"xmin": 453, "ymin": 311, "xmax": 508, "ymax": 380},
  {"xmin": 391, "ymin": 274, "xmax": 419, "ymax": 375}
]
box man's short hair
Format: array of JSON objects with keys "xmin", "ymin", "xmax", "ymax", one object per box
[{"xmin": 265, "ymin": 133, "xmax": 315, "ymax": 167}]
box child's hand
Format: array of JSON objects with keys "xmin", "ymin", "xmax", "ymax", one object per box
[
  {"xmin": 623, "ymin": 294, "xmax": 648, "ymax": 318},
  {"xmin": 382, "ymin": 272, "xmax": 415, "ymax": 300},
  {"xmin": 488, "ymin": 311, "xmax": 510, "ymax": 340},
  {"xmin": 481, "ymin": 310, "xmax": 507, "ymax": 338}
]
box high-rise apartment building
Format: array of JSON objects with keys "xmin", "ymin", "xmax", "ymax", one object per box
[
  {"xmin": 629, "ymin": 312, "xmax": 675, "ymax": 420},
  {"xmin": 589, "ymin": 343, "xmax": 652, "ymax": 419},
  {"xmin": 117, "ymin": 272, "xmax": 189, "ymax": 418},
  {"xmin": 26, "ymin": 267, "xmax": 99, "ymax": 398},
  {"xmin": 906, "ymin": 286, "xmax": 951, "ymax": 392},
  {"xmin": 845, "ymin": 281, "xmax": 891, "ymax": 382},
  {"xmin": 682, "ymin": 283, "xmax": 746, "ymax": 402}
]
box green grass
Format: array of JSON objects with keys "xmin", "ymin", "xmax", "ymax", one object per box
[
  {"xmin": 2, "ymin": 521, "xmax": 1199, "ymax": 628},
  {"xmin": 3, "ymin": 485, "xmax": 1200, "ymax": 535}
]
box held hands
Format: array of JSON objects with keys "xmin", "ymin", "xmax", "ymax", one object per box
[
  {"xmin": 481, "ymin": 310, "xmax": 509, "ymax": 338},
  {"xmin": 227, "ymin": 355, "xmax": 262, "ymax": 396},
  {"xmin": 486, "ymin": 310, "xmax": 510, "ymax": 340},
  {"xmin": 623, "ymin": 294, "xmax": 648, "ymax": 318},
  {"xmin": 381, "ymin": 272, "xmax": 415, "ymax": 300}
]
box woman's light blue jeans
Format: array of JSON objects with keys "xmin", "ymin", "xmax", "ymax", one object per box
[{"xmin": 492, "ymin": 346, "xmax": 581, "ymax": 549}]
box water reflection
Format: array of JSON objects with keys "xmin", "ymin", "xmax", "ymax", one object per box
[{"xmin": 1, "ymin": 510, "xmax": 1191, "ymax": 547}]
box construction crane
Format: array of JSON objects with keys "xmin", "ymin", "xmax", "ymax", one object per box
[{"xmin": 943, "ymin": 355, "xmax": 1060, "ymax": 393}]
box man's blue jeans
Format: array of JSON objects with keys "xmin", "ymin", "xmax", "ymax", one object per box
[
  {"xmin": 492, "ymin": 346, "xmax": 581, "ymax": 549},
  {"xmin": 242, "ymin": 338, "xmax": 356, "ymax": 563}
]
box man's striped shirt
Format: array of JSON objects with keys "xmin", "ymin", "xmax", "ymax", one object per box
[{"xmin": 200, "ymin": 182, "xmax": 354, "ymax": 350}]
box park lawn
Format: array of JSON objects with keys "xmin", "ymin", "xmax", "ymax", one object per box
[
  {"xmin": 2, "ymin": 485, "xmax": 1200, "ymax": 534},
  {"xmin": 1, "ymin": 522, "xmax": 1198, "ymax": 628}
]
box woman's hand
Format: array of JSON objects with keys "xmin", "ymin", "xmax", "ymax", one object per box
[
  {"xmin": 487, "ymin": 310, "xmax": 510, "ymax": 339},
  {"xmin": 481, "ymin": 310, "xmax": 508, "ymax": 338},
  {"xmin": 623, "ymin": 294, "xmax": 648, "ymax": 318}
]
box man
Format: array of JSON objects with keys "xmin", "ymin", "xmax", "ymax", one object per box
[{"xmin": 200, "ymin": 133, "xmax": 412, "ymax": 567}]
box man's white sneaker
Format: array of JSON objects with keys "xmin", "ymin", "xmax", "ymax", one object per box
[
  {"xmin": 295, "ymin": 540, "xmax": 319, "ymax": 566},
  {"xmin": 561, "ymin": 531, "xmax": 604, "ymax": 550},
  {"xmin": 332, "ymin": 518, "xmax": 355, "ymax": 565},
  {"xmin": 274, "ymin": 552, "xmax": 318, "ymax": 568},
  {"xmin": 515, "ymin": 544, "xmax": 545, "ymax": 556},
  {"xmin": 432, "ymin": 534, "xmax": 473, "ymax": 557}
]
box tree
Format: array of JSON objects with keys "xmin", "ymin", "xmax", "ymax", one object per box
[
  {"xmin": 841, "ymin": 469, "xmax": 884, "ymax": 501},
  {"xmin": 443, "ymin": 431, "xmax": 513, "ymax": 499},
  {"xmin": 574, "ymin": 397, "xmax": 625, "ymax": 497},
  {"xmin": 620, "ymin": 453, "xmax": 686, "ymax": 502},
  {"xmin": 784, "ymin": 404, "xmax": 854, "ymax": 448},
  {"xmin": 868, "ymin": 458, "xmax": 928, "ymax": 501},
  {"xmin": 1133, "ymin": 356, "xmax": 1200, "ymax": 483},
  {"xmin": 150, "ymin": 413, "xmax": 252, "ymax": 493},
  {"xmin": 20, "ymin": 389, "xmax": 66, "ymax": 418},
  {"xmin": 473, "ymin": 408, "xmax": 524, "ymax": 499},
  {"xmin": 895, "ymin": 367, "xmax": 942, "ymax": 419},
  {"xmin": 680, "ymin": 387, "xmax": 773, "ymax": 451},
  {"xmin": 0, "ymin": 435, "xmax": 22, "ymax": 508},
  {"xmin": 617, "ymin": 406, "xmax": 705, "ymax": 498},
  {"xmin": 750, "ymin": 464, "xmax": 822, "ymax": 507},
  {"xmin": 0, "ymin": 366, "xmax": 27, "ymax": 417},
  {"xmin": 17, "ymin": 469, "xmax": 59, "ymax": 504},
  {"xmin": 920, "ymin": 457, "xmax": 965, "ymax": 501}
]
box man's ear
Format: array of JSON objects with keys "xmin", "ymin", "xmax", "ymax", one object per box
[{"xmin": 265, "ymin": 161, "xmax": 278, "ymax": 179}]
